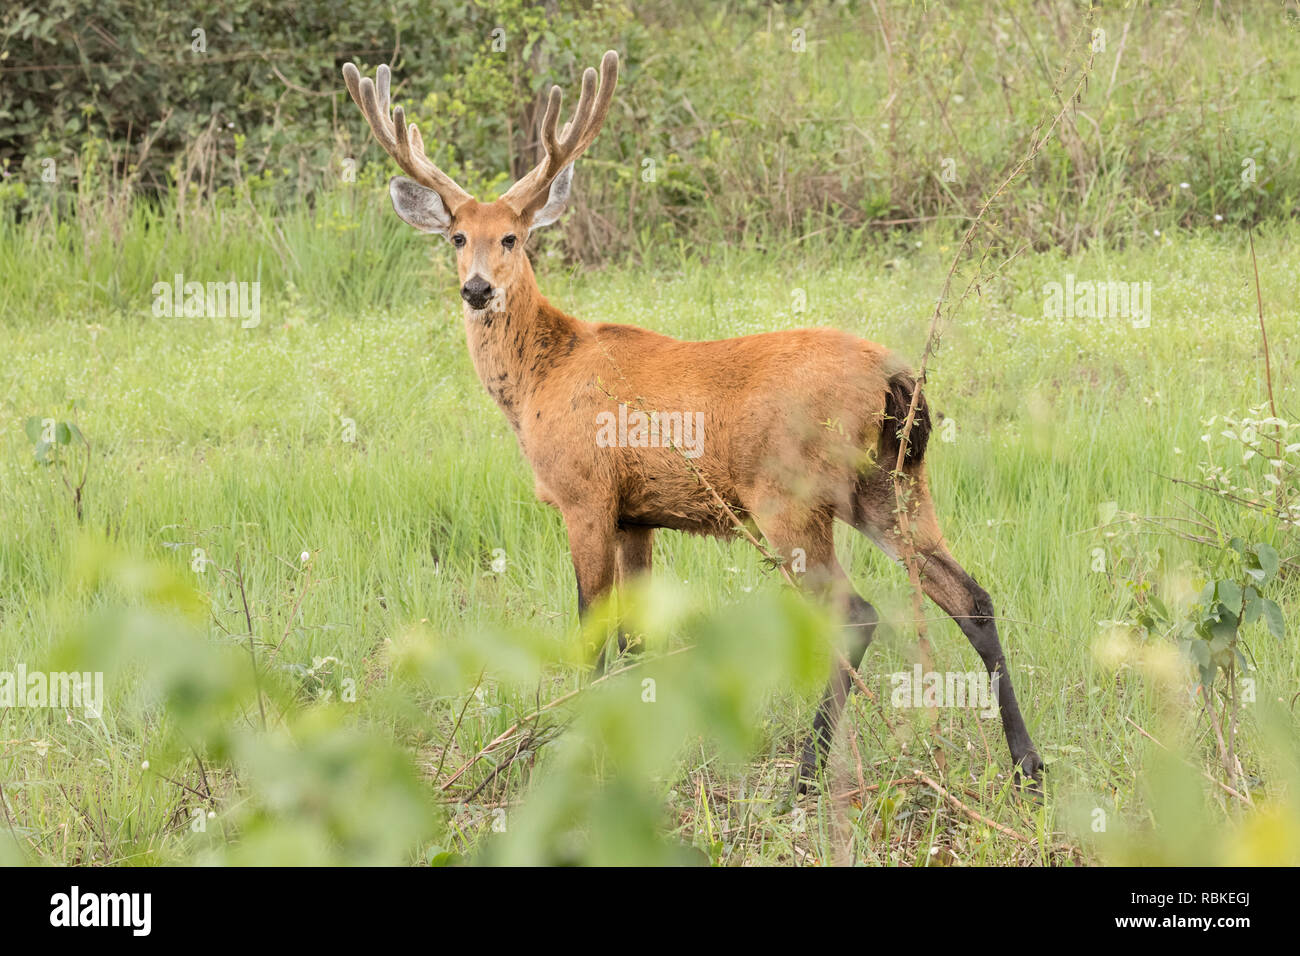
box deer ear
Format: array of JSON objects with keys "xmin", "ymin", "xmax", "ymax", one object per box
[
  {"xmin": 529, "ymin": 164, "xmax": 574, "ymax": 230},
  {"xmin": 389, "ymin": 177, "xmax": 452, "ymax": 235}
]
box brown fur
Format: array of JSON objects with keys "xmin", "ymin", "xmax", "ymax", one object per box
[{"xmin": 451, "ymin": 241, "xmax": 946, "ymax": 619}]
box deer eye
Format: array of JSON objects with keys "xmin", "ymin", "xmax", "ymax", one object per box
[
  {"xmin": 501, "ymin": 234, "xmax": 517, "ymax": 251},
  {"xmin": 451, "ymin": 233, "xmax": 466, "ymax": 248}
]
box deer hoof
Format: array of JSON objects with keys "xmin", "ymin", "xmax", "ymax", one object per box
[{"xmin": 1015, "ymin": 751, "xmax": 1046, "ymax": 798}]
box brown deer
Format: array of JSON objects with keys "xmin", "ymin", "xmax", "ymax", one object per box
[{"xmin": 341, "ymin": 52, "xmax": 1043, "ymax": 790}]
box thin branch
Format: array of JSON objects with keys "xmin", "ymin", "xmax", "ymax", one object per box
[
  {"xmin": 234, "ymin": 554, "xmax": 267, "ymax": 732},
  {"xmin": 440, "ymin": 647, "xmax": 693, "ymax": 791},
  {"xmin": 433, "ymin": 669, "xmax": 485, "ymax": 784},
  {"xmin": 1124, "ymin": 716, "xmax": 1253, "ymax": 806},
  {"xmin": 843, "ymin": 772, "xmax": 1035, "ymax": 844}
]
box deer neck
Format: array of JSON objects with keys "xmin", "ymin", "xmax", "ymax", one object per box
[{"xmin": 462, "ymin": 256, "xmax": 580, "ymax": 431}]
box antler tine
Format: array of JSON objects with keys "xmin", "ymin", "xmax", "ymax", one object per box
[
  {"xmin": 502, "ymin": 50, "xmax": 619, "ymax": 219},
  {"xmin": 538, "ymin": 86, "xmax": 563, "ymax": 159},
  {"xmin": 341, "ymin": 61, "xmax": 472, "ymax": 213},
  {"xmin": 375, "ymin": 63, "xmax": 391, "ymax": 117},
  {"xmin": 391, "ymin": 103, "xmax": 412, "ymax": 161},
  {"xmin": 552, "ymin": 67, "xmax": 598, "ymax": 155}
]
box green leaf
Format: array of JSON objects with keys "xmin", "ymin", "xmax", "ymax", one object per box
[
  {"xmin": 1253, "ymin": 542, "xmax": 1279, "ymax": 581},
  {"xmin": 1199, "ymin": 661, "xmax": 1218, "ymax": 688},
  {"xmin": 1209, "ymin": 606, "xmax": 1238, "ymax": 644},
  {"xmin": 1262, "ymin": 599, "xmax": 1285, "ymax": 641},
  {"xmin": 55, "ymin": 421, "xmax": 71, "ymax": 445},
  {"xmin": 1216, "ymin": 580, "xmax": 1241, "ymax": 611},
  {"xmin": 24, "ymin": 416, "xmax": 42, "ymax": 444},
  {"xmin": 426, "ymin": 846, "xmax": 463, "ymax": 867},
  {"xmin": 1243, "ymin": 587, "xmax": 1262, "ymax": 625}
]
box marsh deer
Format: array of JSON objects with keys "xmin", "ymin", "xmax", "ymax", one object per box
[{"xmin": 342, "ymin": 52, "xmax": 1042, "ymax": 789}]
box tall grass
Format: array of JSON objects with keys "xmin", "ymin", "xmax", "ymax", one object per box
[{"xmin": 2, "ymin": 215, "xmax": 1297, "ymax": 864}]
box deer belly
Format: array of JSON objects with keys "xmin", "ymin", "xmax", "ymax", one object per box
[{"xmin": 618, "ymin": 466, "xmax": 742, "ymax": 538}]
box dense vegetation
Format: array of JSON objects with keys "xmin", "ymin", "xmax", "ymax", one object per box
[{"xmin": 3, "ymin": 1, "xmax": 1297, "ymax": 265}]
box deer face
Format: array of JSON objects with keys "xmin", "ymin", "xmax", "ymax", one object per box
[
  {"xmin": 388, "ymin": 168, "xmax": 574, "ymax": 313},
  {"xmin": 342, "ymin": 53, "xmax": 616, "ymax": 314}
]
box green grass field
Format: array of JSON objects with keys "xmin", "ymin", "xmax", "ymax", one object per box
[{"xmin": 2, "ymin": 219, "xmax": 1297, "ymax": 865}]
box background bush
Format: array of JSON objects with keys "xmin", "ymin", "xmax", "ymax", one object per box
[{"xmin": 3, "ymin": 0, "xmax": 1297, "ymax": 264}]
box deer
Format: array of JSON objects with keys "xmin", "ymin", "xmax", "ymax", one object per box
[{"xmin": 341, "ymin": 51, "xmax": 1043, "ymax": 792}]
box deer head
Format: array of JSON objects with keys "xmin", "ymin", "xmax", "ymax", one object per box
[{"xmin": 342, "ymin": 52, "xmax": 619, "ymax": 312}]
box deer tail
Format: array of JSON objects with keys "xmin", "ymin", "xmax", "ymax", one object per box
[{"xmin": 880, "ymin": 370, "xmax": 931, "ymax": 470}]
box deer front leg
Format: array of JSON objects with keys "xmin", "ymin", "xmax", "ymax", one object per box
[
  {"xmin": 612, "ymin": 525, "xmax": 654, "ymax": 659},
  {"xmin": 563, "ymin": 510, "xmax": 617, "ymax": 673}
]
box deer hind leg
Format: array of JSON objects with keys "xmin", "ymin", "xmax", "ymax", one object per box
[
  {"xmin": 799, "ymin": 580, "xmax": 880, "ymax": 790},
  {"xmin": 748, "ymin": 504, "xmax": 879, "ymax": 790},
  {"xmin": 848, "ymin": 467, "xmax": 1043, "ymax": 788}
]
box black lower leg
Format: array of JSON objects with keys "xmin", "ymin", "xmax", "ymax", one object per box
[
  {"xmin": 957, "ymin": 578, "xmax": 1042, "ymax": 784},
  {"xmin": 799, "ymin": 594, "xmax": 878, "ymax": 785}
]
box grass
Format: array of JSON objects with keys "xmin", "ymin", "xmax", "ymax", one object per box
[{"xmin": 1, "ymin": 213, "xmax": 1297, "ymax": 865}]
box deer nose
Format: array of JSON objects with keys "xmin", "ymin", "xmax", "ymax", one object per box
[{"xmin": 461, "ymin": 276, "xmax": 493, "ymax": 310}]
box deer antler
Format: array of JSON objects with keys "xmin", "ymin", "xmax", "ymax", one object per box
[
  {"xmin": 341, "ymin": 62, "xmax": 473, "ymax": 214},
  {"xmin": 501, "ymin": 50, "xmax": 619, "ymax": 221}
]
